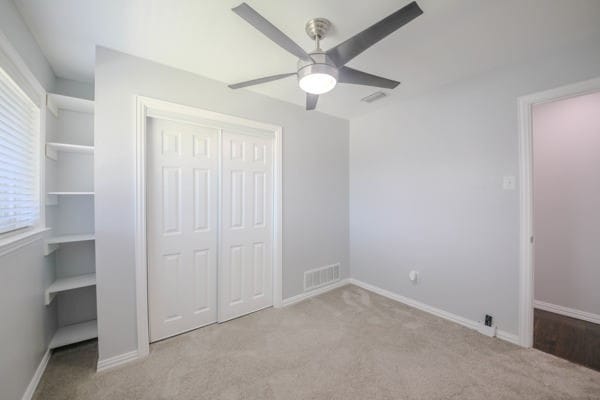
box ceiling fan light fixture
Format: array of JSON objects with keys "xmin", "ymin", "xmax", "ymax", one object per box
[
  {"xmin": 299, "ymin": 73, "xmax": 337, "ymax": 94},
  {"xmin": 229, "ymin": 2, "xmax": 423, "ymax": 110},
  {"xmin": 298, "ymin": 63, "xmax": 338, "ymax": 95}
]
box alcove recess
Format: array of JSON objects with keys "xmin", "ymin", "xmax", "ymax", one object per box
[{"xmin": 44, "ymin": 93, "xmax": 97, "ymax": 349}]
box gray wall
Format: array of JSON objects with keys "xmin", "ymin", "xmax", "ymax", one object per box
[
  {"xmin": 0, "ymin": 2, "xmax": 58, "ymax": 399},
  {"xmin": 0, "ymin": 0, "xmax": 54, "ymax": 91},
  {"xmin": 0, "ymin": 238, "xmax": 57, "ymax": 400},
  {"xmin": 349, "ymin": 34, "xmax": 600, "ymax": 336},
  {"xmin": 94, "ymin": 47, "xmax": 349, "ymax": 362},
  {"xmin": 53, "ymin": 77, "xmax": 95, "ymax": 101},
  {"xmin": 533, "ymin": 91, "xmax": 600, "ymax": 315}
]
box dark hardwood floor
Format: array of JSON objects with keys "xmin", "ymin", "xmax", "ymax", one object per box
[{"xmin": 534, "ymin": 308, "xmax": 600, "ymax": 371}]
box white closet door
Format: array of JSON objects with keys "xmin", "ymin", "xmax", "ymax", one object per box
[
  {"xmin": 147, "ymin": 118, "xmax": 218, "ymax": 342},
  {"xmin": 219, "ymin": 131, "xmax": 273, "ymax": 322}
]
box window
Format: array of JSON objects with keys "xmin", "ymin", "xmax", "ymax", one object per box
[{"xmin": 0, "ymin": 66, "xmax": 41, "ymax": 234}]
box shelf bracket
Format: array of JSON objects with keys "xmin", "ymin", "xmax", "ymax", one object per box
[
  {"xmin": 45, "ymin": 292, "xmax": 56, "ymax": 306},
  {"xmin": 46, "ymin": 93, "xmax": 59, "ymax": 118},
  {"xmin": 44, "ymin": 242, "xmax": 59, "ymax": 256},
  {"xmin": 45, "ymin": 144, "xmax": 58, "ymax": 160}
]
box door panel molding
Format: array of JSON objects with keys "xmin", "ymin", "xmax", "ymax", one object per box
[
  {"xmin": 147, "ymin": 118, "xmax": 219, "ymax": 342},
  {"xmin": 135, "ymin": 96, "xmax": 283, "ymax": 357},
  {"xmin": 219, "ymin": 131, "xmax": 274, "ymax": 322}
]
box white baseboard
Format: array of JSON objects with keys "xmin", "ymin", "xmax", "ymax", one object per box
[
  {"xmin": 21, "ymin": 348, "xmax": 51, "ymax": 400},
  {"xmin": 349, "ymin": 279, "xmax": 520, "ymax": 346},
  {"xmin": 496, "ymin": 330, "xmax": 520, "ymax": 345},
  {"xmin": 97, "ymin": 349, "xmax": 140, "ymax": 372},
  {"xmin": 534, "ymin": 300, "xmax": 600, "ymax": 325},
  {"xmin": 282, "ymin": 278, "xmax": 350, "ymax": 307}
]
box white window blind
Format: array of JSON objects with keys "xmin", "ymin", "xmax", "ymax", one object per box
[{"xmin": 0, "ymin": 66, "xmax": 40, "ymax": 234}]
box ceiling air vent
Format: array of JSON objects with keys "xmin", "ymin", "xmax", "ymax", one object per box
[{"xmin": 361, "ymin": 91, "xmax": 387, "ymax": 103}]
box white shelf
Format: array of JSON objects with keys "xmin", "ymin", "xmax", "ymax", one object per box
[
  {"xmin": 45, "ymin": 273, "xmax": 96, "ymax": 305},
  {"xmin": 47, "ymin": 93, "xmax": 94, "ymax": 117},
  {"xmin": 46, "ymin": 142, "xmax": 94, "ymax": 160},
  {"xmin": 46, "ymin": 192, "xmax": 94, "ymax": 205},
  {"xmin": 44, "ymin": 234, "xmax": 95, "ymax": 255},
  {"xmin": 47, "ymin": 191, "xmax": 94, "ymax": 195},
  {"xmin": 49, "ymin": 320, "xmax": 98, "ymax": 349},
  {"xmin": 46, "ymin": 234, "xmax": 95, "ymax": 244}
]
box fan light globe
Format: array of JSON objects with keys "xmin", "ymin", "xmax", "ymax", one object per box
[
  {"xmin": 299, "ymin": 73, "xmax": 337, "ymax": 94},
  {"xmin": 297, "ymin": 62, "xmax": 339, "ymax": 95}
]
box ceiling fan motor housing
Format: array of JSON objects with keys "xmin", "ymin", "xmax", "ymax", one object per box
[{"xmin": 297, "ymin": 51, "xmax": 339, "ymax": 83}]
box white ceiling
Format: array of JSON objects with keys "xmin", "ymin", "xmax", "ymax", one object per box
[{"xmin": 14, "ymin": 0, "xmax": 600, "ymax": 119}]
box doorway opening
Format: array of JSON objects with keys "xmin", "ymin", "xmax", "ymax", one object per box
[{"xmin": 518, "ymin": 78, "xmax": 600, "ymax": 371}]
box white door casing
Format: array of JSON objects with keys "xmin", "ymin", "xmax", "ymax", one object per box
[
  {"xmin": 517, "ymin": 77, "xmax": 600, "ymax": 347},
  {"xmin": 147, "ymin": 118, "xmax": 218, "ymax": 342},
  {"xmin": 219, "ymin": 130, "xmax": 274, "ymax": 321}
]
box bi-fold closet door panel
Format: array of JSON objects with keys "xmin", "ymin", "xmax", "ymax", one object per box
[
  {"xmin": 147, "ymin": 118, "xmax": 219, "ymax": 342},
  {"xmin": 147, "ymin": 118, "xmax": 274, "ymax": 342},
  {"xmin": 219, "ymin": 131, "xmax": 274, "ymax": 322}
]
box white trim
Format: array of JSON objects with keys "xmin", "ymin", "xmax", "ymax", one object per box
[
  {"xmin": 21, "ymin": 348, "xmax": 50, "ymax": 400},
  {"xmin": 135, "ymin": 97, "xmax": 150, "ymax": 359},
  {"xmin": 282, "ymin": 279, "xmax": 350, "ymax": 307},
  {"xmin": 97, "ymin": 350, "xmax": 140, "ymax": 372},
  {"xmin": 517, "ymin": 76, "xmax": 600, "ymax": 348},
  {"xmin": 134, "ymin": 96, "xmax": 283, "ymax": 357},
  {"xmin": 272, "ymin": 125, "xmax": 283, "ymax": 308},
  {"xmin": 349, "ymin": 279, "xmax": 520, "ymax": 346},
  {"xmin": 0, "ymin": 30, "xmax": 45, "ymax": 103},
  {"xmin": 534, "ymin": 300, "xmax": 600, "ymax": 325},
  {"xmin": 0, "ymin": 227, "xmax": 50, "ymax": 257},
  {"xmin": 496, "ymin": 330, "xmax": 520, "ymax": 345}
]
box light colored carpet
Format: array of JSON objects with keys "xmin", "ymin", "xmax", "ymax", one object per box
[{"xmin": 34, "ymin": 285, "xmax": 600, "ymax": 399}]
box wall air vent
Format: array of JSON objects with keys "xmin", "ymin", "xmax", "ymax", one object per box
[
  {"xmin": 361, "ymin": 91, "xmax": 387, "ymax": 103},
  {"xmin": 304, "ymin": 263, "xmax": 340, "ymax": 291}
]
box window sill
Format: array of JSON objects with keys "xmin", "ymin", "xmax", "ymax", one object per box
[{"xmin": 0, "ymin": 227, "xmax": 51, "ymax": 257}]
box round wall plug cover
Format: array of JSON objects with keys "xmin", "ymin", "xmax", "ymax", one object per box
[{"xmin": 408, "ymin": 270, "xmax": 418, "ymax": 282}]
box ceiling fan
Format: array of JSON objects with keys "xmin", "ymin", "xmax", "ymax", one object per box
[{"xmin": 228, "ymin": 1, "xmax": 423, "ymax": 111}]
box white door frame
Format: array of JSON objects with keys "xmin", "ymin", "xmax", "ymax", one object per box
[
  {"xmin": 135, "ymin": 96, "xmax": 283, "ymax": 357},
  {"xmin": 517, "ymin": 76, "xmax": 600, "ymax": 347}
]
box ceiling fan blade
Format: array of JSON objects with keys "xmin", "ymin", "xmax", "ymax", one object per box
[
  {"xmin": 228, "ymin": 73, "xmax": 296, "ymax": 89},
  {"xmin": 306, "ymin": 93, "xmax": 318, "ymax": 110},
  {"xmin": 338, "ymin": 67, "xmax": 400, "ymax": 89},
  {"xmin": 232, "ymin": 3, "xmax": 312, "ymax": 62},
  {"xmin": 326, "ymin": 1, "xmax": 423, "ymax": 67}
]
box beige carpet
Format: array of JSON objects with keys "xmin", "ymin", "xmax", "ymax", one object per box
[{"xmin": 34, "ymin": 285, "xmax": 600, "ymax": 399}]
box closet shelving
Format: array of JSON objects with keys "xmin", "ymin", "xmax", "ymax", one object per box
[
  {"xmin": 46, "ymin": 142, "xmax": 94, "ymax": 160},
  {"xmin": 45, "ymin": 273, "xmax": 97, "ymax": 305},
  {"xmin": 49, "ymin": 320, "xmax": 98, "ymax": 350},
  {"xmin": 47, "ymin": 191, "xmax": 95, "ymax": 195},
  {"xmin": 46, "ymin": 93, "xmax": 94, "ymax": 115},
  {"xmin": 44, "ymin": 234, "xmax": 96, "ymax": 256},
  {"xmin": 46, "ymin": 192, "xmax": 95, "ymax": 206},
  {"xmin": 44, "ymin": 92, "xmax": 98, "ymax": 348}
]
